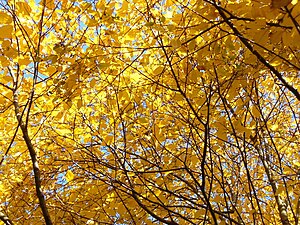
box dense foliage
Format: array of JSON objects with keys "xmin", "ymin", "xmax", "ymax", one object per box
[{"xmin": 0, "ymin": 0, "xmax": 299, "ymax": 224}]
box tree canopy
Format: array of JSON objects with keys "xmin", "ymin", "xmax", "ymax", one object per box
[{"xmin": 0, "ymin": 0, "xmax": 300, "ymax": 224}]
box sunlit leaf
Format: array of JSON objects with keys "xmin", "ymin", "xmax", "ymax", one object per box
[
  {"xmin": 0, "ymin": 25, "xmax": 13, "ymax": 38},
  {"xmin": 0, "ymin": 12, "xmax": 12, "ymax": 24},
  {"xmin": 65, "ymin": 170, "xmax": 75, "ymax": 182}
]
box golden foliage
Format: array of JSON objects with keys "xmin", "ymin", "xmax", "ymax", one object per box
[{"xmin": 0, "ymin": 0, "xmax": 299, "ymax": 224}]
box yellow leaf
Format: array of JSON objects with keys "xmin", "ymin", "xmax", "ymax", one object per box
[
  {"xmin": 194, "ymin": 208, "xmax": 206, "ymax": 218},
  {"xmin": 213, "ymin": 195, "xmax": 223, "ymax": 202},
  {"xmin": 164, "ymin": 171, "xmax": 173, "ymax": 176},
  {"xmin": 0, "ymin": 25, "xmax": 13, "ymax": 38},
  {"xmin": 1, "ymin": 39, "xmax": 10, "ymax": 48},
  {"xmin": 275, "ymin": 185, "xmax": 285, "ymax": 196},
  {"xmin": 270, "ymin": 60, "xmax": 281, "ymax": 67},
  {"xmin": 53, "ymin": 43, "xmax": 65, "ymax": 54},
  {"xmin": 269, "ymin": 30, "xmax": 284, "ymax": 44},
  {"xmin": 81, "ymin": 210, "xmax": 96, "ymax": 218},
  {"xmin": 2, "ymin": 75, "xmax": 13, "ymax": 83},
  {"xmin": 0, "ymin": 56, "xmax": 10, "ymax": 67},
  {"xmin": 63, "ymin": 101, "xmax": 72, "ymax": 110},
  {"xmin": 145, "ymin": 22, "xmax": 155, "ymax": 27},
  {"xmin": 58, "ymin": 128, "xmax": 71, "ymax": 136},
  {"xmin": 65, "ymin": 170, "xmax": 75, "ymax": 182},
  {"xmin": 90, "ymin": 78, "xmax": 96, "ymax": 88},
  {"xmin": 104, "ymin": 135, "xmax": 114, "ymax": 145},
  {"xmin": 270, "ymin": 124, "xmax": 279, "ymax": 131},
  {"xmin": 44, "ymin": 0, "xmax": 55, "ymax": 9},
  {"xmin": 217, "ymin": 130, "xmax": 228, "ymax": 140},
  {"xmin": 44, "ymin": 65, "xmax": 57, "ymax": 75},
  {"xmin": 188, "ymin": 39, "xmax": 196, "ymax": 51},
  {"xmin": 170, "ymin": 39, "xmax": 181, "ymax": 48},
  {"xmin": 127, "ymin": 172, "xmax": 135, "ymax": 177},
  {"xmin": 153, "ymin": 66, "xmax": 164, "ymax": 75},
  {"xmin": 106, "ymin": 192, "xmax": 115, "ymax": 202},
  {"xmin": 16, "ymin": 2, "xmax": 32, "ymax": 15},
  {"xmin": 293, "ymin": 160, "xmax": 300, "ymax": 167},
  {"xmin": 98, "ymin": 63, "xmax": 109, "ymax": 69},
  {"xmin": 251, "ymin": 106, "xmax": 260, "ymax": 118},
  {"xmin": 137, "ymin": 117, "xmax": 148, "ymax": 125},
  {"xmin": 77, "ymin": 98, "xmax": 82, "ymax": 108},
  {"xmin": 18, "ymin": 56, "xmax": 31, "ymax": 68},
  {"xmin": 271, "ymin": 0, "xmax": 292, "ymax": 8},
  {"xmin": 69, "ymin": 192, "xmax": 78, "ymax": 202},
  {"xmin": 0, "ymin": 12, "xmax": 12, "ymax": 24}
]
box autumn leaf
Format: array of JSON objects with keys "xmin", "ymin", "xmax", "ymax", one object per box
[
  {"xmin": 271, "ymin": 0, "xmax": 292, "ymax": 8},
  {"xmin": 65, "ymin": 170, "xmax": 75, "ymax": 182},
  {"xmin": 0, "ymin": 0, "xmax": 299, "ymax": 225},
  {"xmin": 0, "ymin": 12, "xmax": 12, "ymax": 24},
  {"xmin": 15, "ymin": 2, "xmax": 32, "ymax": 15},
  {"xmin": 0, "ymin": 25, "xmax": 13, "ymax": 38}
]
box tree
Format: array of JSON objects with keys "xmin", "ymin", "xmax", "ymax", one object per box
[{"xmin": 0, "ymin": 0, "xmax": 299, "ymax": 224}]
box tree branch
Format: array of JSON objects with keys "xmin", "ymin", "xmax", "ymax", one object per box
[
  {"xmin": 0, "ymin": 212, "xmax": 13, "ymax": 225},
  {"xmin": 13, "ymin": 92, "xmax": 53, "ymax": 225},
  {"xmin": 210, "ymin": 0, "xmax": 300, "ymax": 101}
]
